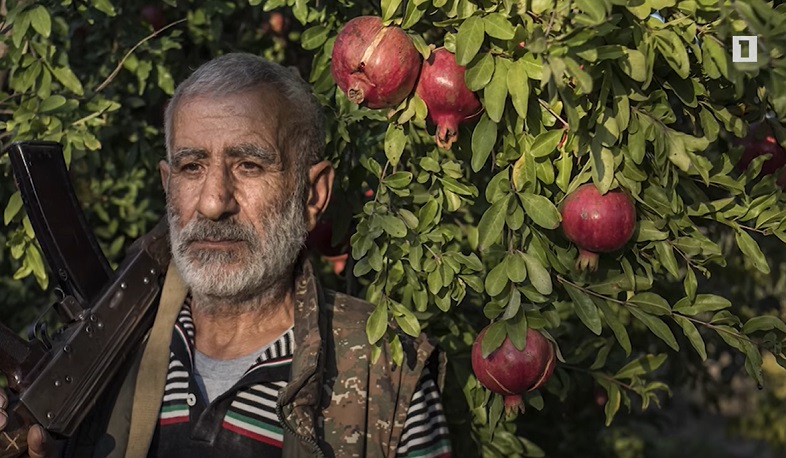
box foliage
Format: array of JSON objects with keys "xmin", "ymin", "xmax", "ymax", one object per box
[{"xmin": 2, "ymin": 0, "xmax": 786, "ymax": 455}]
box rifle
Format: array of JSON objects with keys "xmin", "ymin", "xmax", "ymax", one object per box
[{"xmin": 0, "ymin": 141, "xmax": 170, "ymax": 457}]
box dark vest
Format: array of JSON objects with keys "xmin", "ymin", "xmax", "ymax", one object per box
[{"xmin": 65, "ymin": 262, "xmax": 445, "ymax": 458}]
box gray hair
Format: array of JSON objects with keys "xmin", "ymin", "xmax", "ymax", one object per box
[{"xmin": 164, "ymin": 53, "xmax": 325, "ymax": 173}]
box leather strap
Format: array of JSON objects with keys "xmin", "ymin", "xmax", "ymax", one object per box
[{"xmin": 125, "ymin": 262, "xmax": 187, "ymax": 458}]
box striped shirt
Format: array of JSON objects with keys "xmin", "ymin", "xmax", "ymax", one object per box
[{"xmin": 148, "ymin": 297, "xmax": 451, "ymax": 457}]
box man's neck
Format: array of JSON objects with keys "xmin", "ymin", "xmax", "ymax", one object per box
[{"xmin": 190, "ymin": 287, "xmax": 296, "ymax": 359}]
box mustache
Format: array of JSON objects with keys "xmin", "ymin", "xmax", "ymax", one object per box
[{"xmin": 178, "ymin": 217, "xmax": 257, "ymax": 244}]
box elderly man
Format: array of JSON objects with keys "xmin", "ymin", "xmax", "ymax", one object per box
[{"xmin": 0, "ymin": 53, "xmax": 450, "ymax": 457}]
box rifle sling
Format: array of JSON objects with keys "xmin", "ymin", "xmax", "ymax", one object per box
[{"xmin": 125, "ymin": 261, "xmax": 187, "ymax": 458}]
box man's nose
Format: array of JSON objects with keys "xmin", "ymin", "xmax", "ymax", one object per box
[{"xmin": 196, "ymin": 165, "xmax": 239, "ymax": 220}]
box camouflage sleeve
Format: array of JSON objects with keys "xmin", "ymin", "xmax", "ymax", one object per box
[{"xmin": 395, "ymin": 367, "xmax": 451, "ymax": 458}]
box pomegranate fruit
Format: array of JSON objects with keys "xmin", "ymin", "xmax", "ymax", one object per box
[
  {"xmin": 560, "ymin": 184, "xmax": 636, "ymax": 271},
  {"xmin": 325, "ymin": 253, "xmax": 349, "ymax": 275},
  {"xmin": 331, "ymin": 16, "xmax": 421, "ymax": 109},
  {"xmin": 736, "ymin": 126, "xmax": 786, "ymax": 187},
  {"xmin": 471, "ymin": 326, "xmax": 556, "ymax": 415},
  {"xmin": 141, "ymin": 5, "xmax": 166, "ymax": 32},
  {"xmin": 306, "ymin": 218, "xmax": 348, "ymax": 257},
  {"xmin": 416, "ymin": 48, "xmax": 482, "ymax": 149}
]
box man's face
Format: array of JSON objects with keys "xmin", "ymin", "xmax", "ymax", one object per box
[{"xmin": 161, "ymin": 89, "xmax": 309, "ymax": 306}]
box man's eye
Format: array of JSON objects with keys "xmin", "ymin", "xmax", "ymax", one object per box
[
  {"xmin": 239, "ymin": 161, "xmax": 262, "ymax": 171},
  {"xmin": 181, "ymin": 163, "xmax": 200, "ymax": 171}
]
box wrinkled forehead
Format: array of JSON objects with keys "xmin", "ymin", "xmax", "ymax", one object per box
[{"xmin": 170, "ymin": 87, "xmax": 302, "ymax": 168}]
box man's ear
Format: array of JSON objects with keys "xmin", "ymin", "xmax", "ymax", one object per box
[
  {"xmin": 159, "ymin": 160, "xmax": 170, "ymax": 194},
  {"xmin": 305, "ymin": 160, "xmax": 334, "ymax": 231}
]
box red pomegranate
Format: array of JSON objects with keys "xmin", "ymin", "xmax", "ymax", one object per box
[
  {"xmin": 736, "ymin": 125, "xmax": 786, "ymax": 187},
  {"xmin": 416, "ymin": 48, "xmax": 482, "ymax": 149},
  {"xmin": 306, "ymin": 218, "xmax": 347, "ymax": 257},
  {"xmin": 324, "ymin": 253, "xmax": 349, "ymax": 275},
  {"xmin": 560, "ymin": 184, "xmax": 636, "ymax": 271},
  {"xmin": 331, "ymin": 16, "xmax": 421, "ymax": 109},
  {"xmin": 471, "ymin": 326, "xmax": 556, "ymax": 414},
  {"xmin": 141, "ymin": 5, "xmax": 166, "ymax": 31}
]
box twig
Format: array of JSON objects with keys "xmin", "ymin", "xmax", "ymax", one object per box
[
  {"xmin": 95, "ymin": 18, "xmax": 187, "ymax": 92},
  {"xmin": 538, "ymin": 98, "xmax": 568, "ymax": 129},
  {"xmin": 555, "ymin": 275, "xmax": 758, "ymax": 346},
  {"xmin": 561, "ymin": 364, "xmax": 636, "ymax": 391}
]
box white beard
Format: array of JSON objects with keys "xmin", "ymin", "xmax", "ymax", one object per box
[{"xmin": 167, "ymin": 191, "xmax": 308, "ymax": 313}]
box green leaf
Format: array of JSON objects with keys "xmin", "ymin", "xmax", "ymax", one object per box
[
  {"xmin": 366, "ymin": 303, "xmax": 388, "ymax": 344},
  {"xmin": 398, "ymin": 209, "xmax": 418, "ymax": 229},
  {"xmin": 628, "ymin": 292, "xmax": 671, "ymax": 316},
  {"xmin": 4, "ymin": 192, "xmax": 22, "ymax": 225},
  {"xmin": 519, "ymin": 193, "xmax": 561, "ymax": 229},
  {"xmin": 507, "ymin": 60, "xmax": 530, "ymax": 119},
  {"xmin": 604, "ymin": 384, "xmax": 621, "ymax": 427},
  {"xmin": 674, "ymin": 315, "xmax": 707, "ymax": 361},
  {"xmin": 465, "ymin": 53, "xmax": 495, "ymax": 91},
  {"xmin": 381, "ymin": 0, "xmax": 404, "ymax": 21},
  {"xmin": 666, "ymin": 131, "xmax": 691, "ymax": 172},
  {"xmin": 380, "ymin": 215, "xmax": 408, "ymax": 238},
  {"xmin": 522, "ymin": 252, "xmax": 552, "ymax": 295},
  {"xmin": 456, "ymin": 16, "xmax": 485, "ymax": 66},
  {"xmin": 12, "ymin": 10, "xmax": 31, "ymax": 48},
  {"xmin": 596, "ymin": 299, "xmax": 631, "ymax": 355},
  {"xmin": 735, "ymin": 230, "xmax": 770, "ymax": 274},
  {"xmin": 615, "ymin": 354, "xmax": 668, "ymax": 379},
  {"xmin": 39, "ymin": 95, "xmax": 67, "ymax": 113},
  {"xmin": 483, "ymin": 13, "xmax": 515, "ymax": 40},
  {"xmin": 417, "ymin": 199, "xmax": 439, "ymax": 232},
  {"xmin": 634, "ymin": 220, "xmax": 668, "ymax": 242},
  {"xmin": 530, "ymin": 130, "xmax": 563, "ymax": 158},
  {"xmin": 156, "ymin": 64, "xmax": 175, "ymax": 95},
  {"xmin": 564, "ymin": 283, "xmax": 602, "ymax": 335},
  {"xmin": 590, "ymin": 140, "xmax": 615, "ymax": 194},
  {"xmin": 471, "ymin": 114, "xmax": 497, "ymax": 172},
  {"xmin": 481, "ymin": 321, "xmax": 507, "ymax": 358},
  {"xmin": 428, "ymin": 268, "xmax": 443, "ymax": 294},
  {"xmin": 684, "ymin": 268, "xmax": 697, "ymax": 301},
  {"xmin": 384, "ymin": 124, "xmax": 407, "ymax": 167},
  {"xmin": 301, "ymin": 25, "xmax": 330, "ymax": 50},
  {"xmin": 629, "ymin": 308, "xmax": 679, "ymax": 351},
  {"xmin": 574, "ymin": 0, "xmax": 607, "ymax": 22},
  {"xmin": 506, "ymin": 311, "xmax": 528, "ymax": 350},
  {"xmin": 654, "ymin": 241, "xmax": 679, "ymax": 278},
  {"xmin": 485, "ymin": 264, "xmax": 509, "ymax": 297},
  {"xmin": 743, "ymin": 316, "xmax": 786, "ymax": 335},
  {"xmin": 91, "ymin": 0, "xmax": 117, "ymax": 16},
  {"xmin": 506, "ymin": 251, "xmax": 527, "ymax": 283},
  {"xmin": 392, "ymin": 305, "xmax": 421, "ymax": 337},
  {"xmin": 483, "ymin": 58, "xmax": 508, "ymax": 123},
  {"xmin": 674, "ymin": 294, "xmax": 731, "ymax": 315},
  {"xmin": 383, "ymin": 171, "xmax": 413, "ymax": 189},
  {"xmin": 402, "ymin": 0, "xmax": 428, "ymax": 28},
  {"xmin": 478, "ymin": 196, "xmax": 508, "ymax": 250},
  {"xmin": 52, "ymin": 67, "xmax": 84, "ymax": 96},
  {"xmin": 620, "ymin": 49, "xmax": 646, "ymax": 82},
  {"xmin": 29, "ymin": 6, "xmax": 51, "ymax": 38},
  {"xmin": 502, "ymin": 290, "xmax": 522, "ymax": 321}
]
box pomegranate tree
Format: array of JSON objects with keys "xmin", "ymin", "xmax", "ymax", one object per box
[
  {"xmin": 560, "ymin": 184, "xmax": 636, "ymax": 271},
  {"xmin": 415, "ymin": 48, "xmax": 482, "ymax": 149},
  {"xmin": 331, "ymin": 16, "xmax": 421, "ymax": 109},
  {"xmin": 471, "ymin": 326, "xmax": 556, "ymax": 414}
]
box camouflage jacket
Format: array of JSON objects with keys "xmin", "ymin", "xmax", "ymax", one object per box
[{"xmin": 64, "ymin": 259, "xmax": 445, "ymax": 457}]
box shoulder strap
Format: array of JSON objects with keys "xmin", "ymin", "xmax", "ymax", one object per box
[{"xmin": 124, "ymin": 262, "xmax": 187, "ymax": 458}]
